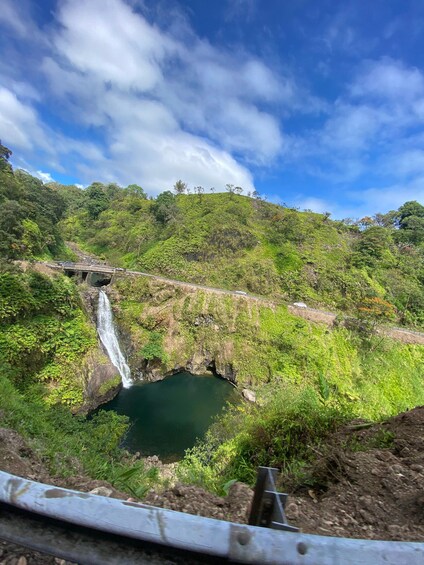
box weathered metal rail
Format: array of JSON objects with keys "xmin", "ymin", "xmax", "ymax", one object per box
[{"xmin": 1, "ymin": 471, "xmax": 423, "ymax": 565}]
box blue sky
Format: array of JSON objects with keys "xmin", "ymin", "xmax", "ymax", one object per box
[{"xmin": 1, "ymin": 0, "xmax": 424, "ymax": 218}]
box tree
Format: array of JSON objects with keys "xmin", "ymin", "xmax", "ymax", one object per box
[
  {"xmin": 105, "ymin": 182, "xmax": 122, "ymax": 200},
  {"xmin": 0, "ymin": 142, "xmax": 12, "ymax": 173},
  {"xmin": 358, "ymin": 216, "xmax": 375, "ymax": 229},
  {"xmin": 352, "ymin": 226, "xmax": 390, "ymax": 267},
  {"xmin": 395, "ymin": 201, "xmax": 424, "ymax": 244},
  {"xmin": 357, "ymin": 296, "xmax": 397, "ymax": 334},
  {"xmin": 194, "ymin": 186, "xmax": 204, "ymax": 201},
  {"xmin": 398, "ymin": 201, "xmax": 424, "ymax": 225},
  {"xmin": 210, "ymin": 186, "xmax": 215, "ymax": 194},
  {"xmin": 152, "ymin": 191, "xmax": 178, "ymax": 223},
  {"xmin": 225, "ymin": 184, "xmax": 235, "ymax": 199},
  {"xmin": 234, "ymin": 186, "xmax": 243, "ymax": 196},
  {"xmin": 252, "ymin": 189, "xmax": 261, "ymax": 200},
  {"xmin": 173, "ymin": 180, "xmax": 187, "ymax": 195},
  {"xmin": 85, "ymin": 183, "xmax": 110, "ymax": 220},
  {"xmin": 126, "ymin": 184, "xmax": 147, "ymax": 199},
  {"xmin": 373, "ymin": 211, "xmax": 397, "ymax": 228},
  {"xmin": 0, "ymin": 141, "xmax": 12, "ymax": 163}
]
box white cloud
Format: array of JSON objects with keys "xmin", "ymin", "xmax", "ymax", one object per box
[
  {"xmin": 35, "ymin": 0, "xmax": 300, "ymax": 191},
  {"xmin": 320, "ymin": 103, "xmax": 386, "ymax": 152},
  {"xmin": 36, "ymin": 170, "xmax": 55, "ymax": 183},
  {"xmin": 0, "ymin": 0, "xmax": 28, "ymax": 36},
  {"xmin": 384, "ymin": 149, "xmax": 424, "ymax": 178},
  {"xmin": 54, "ymin": 0, "xmax": 173, "ymax": 93},
  {"xmin": 0, "ymin": 87, "xmax": 47, "ymax": 150},
  {"xmin": 296, "ymin": 197, "xmax": 333, "ymax": 214},
  {"xmin": 4, "ymin": 0, "xmax": 423, "ymax": 217},
  {"xmin": 301, "ymin": 57, "xmax": 424, "ymax": 189},
  {"xmin": 351, "ymin": 59, "xmax": 424, "ymax": 102},
  {"xmin": 351, "ymin": 176, "xmax": 424, "ymax": 216},
  {"xmin": 0, "ymin": 0, "xmax": 332, "ymax": 195},
  {"xmin": 17, "ymin": 167, "xmax": 55, "ymax": 184}
]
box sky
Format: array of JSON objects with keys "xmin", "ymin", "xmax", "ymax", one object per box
[{"xmin": 1, "ymin": 0, "xmax": 424, "ymax": 218}]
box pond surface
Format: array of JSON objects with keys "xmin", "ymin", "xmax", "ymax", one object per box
[{"xmin": 101, "ymin": 371, "xmax": 237, "ymax": 462}]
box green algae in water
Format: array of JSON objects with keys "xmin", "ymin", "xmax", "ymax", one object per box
[{"xmin": 102, "ymin": 371, "xmax": 237, "ymax": 462}]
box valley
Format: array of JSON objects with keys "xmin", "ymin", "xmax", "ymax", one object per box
[{"xmin": 1, "ymin": 143, "xmax": 424, "ymax": 547}]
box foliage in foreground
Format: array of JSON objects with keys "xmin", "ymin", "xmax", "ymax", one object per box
[
  {"xmin": 178, "ymin": 385, "xmax": 350, "ymax": 492},
  {"xmin": 0, "ymin": 263, "xmax": 97, "ymax": 406},
  {"xmin": 177, "ymin": 329, "xmax": 424, "ymax": 494},
  {"xmin": 0, "ymin": 373, "xmax": 157, "ymax": 497}
]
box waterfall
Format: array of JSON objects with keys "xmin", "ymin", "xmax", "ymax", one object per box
[{"xmin": 97, "ymin": 290, "xmax": 132, "ymax": 388}]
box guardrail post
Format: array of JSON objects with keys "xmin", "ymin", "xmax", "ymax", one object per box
[{"xmin": 248, "ymin": 467, "xmax": 298, "ymax": 532}]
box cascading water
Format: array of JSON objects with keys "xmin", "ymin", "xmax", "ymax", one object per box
[{"xmin": 97, "ymin": 290, "xmax": 132, "ymax": 388}]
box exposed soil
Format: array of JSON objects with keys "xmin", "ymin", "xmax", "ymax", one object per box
[
  {"xmin": 144, "ymin": 481, "xmax": 253, "ymax": 525},
  {"xmin": 285, "ymin": 406, "xmax": 424, "ymax": 541},
  {"xmin": 1, "ymin": 407, "xmax": 423, "ymax": 563}
]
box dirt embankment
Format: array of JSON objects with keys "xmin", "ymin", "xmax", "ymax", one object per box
[
  {"xmin": 0, "ymin": 428, "xmax": 252, "ymax": 564},
  {"xmin": 287, "ymin": 406, "xmax": 424, "ymax": 541},
  {"xmin": 2, "ymin": 406, "xmax": 424, "ymax": 560},
  {"xmin": 144, "ymin": 406, "xmax": 424, "ymax": 542}
]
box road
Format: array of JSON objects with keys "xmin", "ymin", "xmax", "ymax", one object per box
[
  {"xmin": 44, "ymin": 261, "xmax": 424, "ymax": 345},
  {"xmin": 46, "ymin": 261, "xmax": 273, "ymax": 303}
]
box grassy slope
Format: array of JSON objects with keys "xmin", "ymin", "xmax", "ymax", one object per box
[
  {"xmin": 62, "ymin": 192, "xmax": 424, "ymax": 327},
  {"xmin": 112, "ymin": 276, "xmax": 424, "ymax": 492},
  {"xmin": 113, "ymin": 275, "xmax": 424, "ymax": 418}
]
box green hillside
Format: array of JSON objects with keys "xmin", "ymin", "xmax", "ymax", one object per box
[
  {"xmin": 2, "ymin": 140, "xmax": 423, "ymax": 327},
  {"xmin": 59, "ymin": 181, "xmax": 424, "ymax": 327},
  {"xmin": 1, "ymin": 141, "xmax": 424, "ymax": 497}
]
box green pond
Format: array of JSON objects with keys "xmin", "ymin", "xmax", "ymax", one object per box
[{"xmin": 101, "ymin": 371, "xmax": 237, "ymax": 461}]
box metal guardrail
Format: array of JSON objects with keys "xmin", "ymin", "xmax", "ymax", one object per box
[
  {"xmin": 1, "ymin": 471, "xmax": 423, "ymax": 564},
  {"xmin": 249, "ymin": 467, "xmax": 298, "ymax": 532}
]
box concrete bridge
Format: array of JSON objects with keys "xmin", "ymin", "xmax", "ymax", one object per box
[{"xmin": 46, "ymin": 261, "xmax": 121, "ymax": 287}]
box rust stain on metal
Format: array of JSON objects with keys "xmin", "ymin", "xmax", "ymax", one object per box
[
  {"xmin": 7, "ymin": 478, "xmax": 31, "ymax": 505},
  {"xmin": 44, "ymin": 488, "xmax": 89, "ymax": 499}
]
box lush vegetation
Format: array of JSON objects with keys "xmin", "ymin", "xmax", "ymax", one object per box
[
  {"xmin": 54, "ymin": 174, "xmax": 424, "ymax": 328},
  {"xmin": 1, "ymin": 142, "xmax": 423, "ymax": 500},
  {"xmin": 2, "ymin": 142, "xmax": 424, "ymax": 326},
  {"xmin": 0, "ymin": 261, "xmax": 158, "ymax": 496},
  {"xmin": 0, "ymin": 144, "xmax": 74, "ymax": 260},
  {"xmin": 177, "ymin": 325, "xmax": 424, "ymax": 493},
  {"xmin": 0, "ymin": 372, "xmax": 159, "ymax": 497},
  {"xmin": 0, "ymin": 262, "xmax": 98, "ymax": 406},
  {"xmin": 111, "ymin": 276, "xmax": 424, "ymax": 493}
]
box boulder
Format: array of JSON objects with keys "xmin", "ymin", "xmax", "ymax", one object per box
[{"xmin": 242, "ymin": 388, "xmax": 256, "ymax": 403}]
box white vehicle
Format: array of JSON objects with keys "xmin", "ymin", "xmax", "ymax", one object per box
[
  {"xmin": 235, "ymin": 290, "xmax": 247, "ymax": 295},
  {"xmin": 293, "ymin": 301, "xmax": 307, "ymax": 308}
]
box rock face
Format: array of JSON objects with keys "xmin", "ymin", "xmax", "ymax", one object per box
[
  {"xmin": 139, "ymin": 354, "xmax": 237, "ymax": 384},
  {"xmin": 80, "ymin": 351, "xmax": 122, "ymax": 413},
  {"xmin": 81, "ymin": 280, "xmax": 243, "ymax": 392}
]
